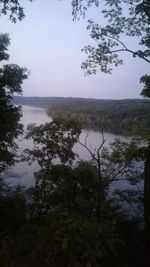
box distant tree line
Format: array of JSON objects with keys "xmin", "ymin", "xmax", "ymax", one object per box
[
  {"xmin": 47, "ymin": 98, "xmax": 150, "ymax": 135},
  {"xmin": 13, "ymin": 96, "xmax": 150, "ymax": 135}
]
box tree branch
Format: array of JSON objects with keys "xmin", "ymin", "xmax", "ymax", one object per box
[
  {"xmin": 106, "ymin": 35, "xmax": 128, "ymax": 50},
  {"xmin": 106, "ymin": 48, "xmax": 150, "ymax": 63},
  {"xmin": 97, "ymin": 34, "xmax": 150, "ymax": 63},
  {"xmin": 77, "ymin": 140, "xmax": 97, "ymax": 161},
  {"xmin": 110, "ymin": 164, "xmax": 128, "ymax": 182}
]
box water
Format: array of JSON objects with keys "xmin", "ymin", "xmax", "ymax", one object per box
[
  {"xmin": 6, "ymin": 105, "xmax": 134, "ymax": 188},
  {"xmin": 6, "ymin": 106, "xmax": 52, "ymax": 186}
]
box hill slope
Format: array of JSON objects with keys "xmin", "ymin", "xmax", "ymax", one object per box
[{"xmin": 13, "ymin": 96, "xmax": 150, "ymax": 135}]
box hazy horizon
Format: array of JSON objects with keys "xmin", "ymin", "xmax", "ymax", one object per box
[
  {"xmin": 1, "ymin": 0, "xmax": 149, "ymax": 99},
  {"xmin": 16, "ymin": 95, "xmax": 149, "ymax": 101}
]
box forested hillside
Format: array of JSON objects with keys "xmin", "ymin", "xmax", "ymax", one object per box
[
  {"xmin": 48, "ymin": 98, "xmax": 150, "ymax": 135},
  {"xmin": 13, "ymin": 96, "xmax": 150, "ymax": 135},
  {"xmin": 12, "ymin": 96, "xmax": 69, "ymax": 107},
  {"xmin": 13, "ymin": 96, "xmax": 95, "ymax": 108}
]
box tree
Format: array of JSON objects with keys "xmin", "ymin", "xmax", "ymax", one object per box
[
  {"xmin": 140, "ymin": 74, "xmax": 150, "ymax": 97},
  {"xmin": 0, "ymin": 33, "xmax": 28, "ymax": 174},
  {"xmin": 71, "ymin": 0, "xmax": 150, "ymax": 92},
  {"xmin": 0, "ymin": 0, "xmax": 32, "ymax": 22},
  {"xmin": 0, "ymin": 0, "xmax": 31, "ymax": 175},
  {"xmin": 24, "ymin": 118, "xmax": 81, "ymax": 216},
  {"xmin": 78, "ymin": 133, "xmax": 144, "ymax": 222},
  {"xmin": 76, "ymin": 1, "xmax": 149, "ymax": 74},
  {"xmin": 20, "ymin": 125, "xmax": 144, "ymax": 266},
  {"xmin": 70, "ymin": 0, "xmax": 150, "ymax": 258}
]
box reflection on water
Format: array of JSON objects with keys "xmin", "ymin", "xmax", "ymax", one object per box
[
  {"xmin": 7, "ymin": 106, "xmax": 52, "ymax": 186},
  {"xmin": 21, "ymin": 105, "xmax": 52, "ymax": 127},
  {"xmin": 7, "ymin": 105, "xmax": 132, "ymax": 187},
  {"xmin": 74, "ymin": 130, "xmax": 130, "ymax": 162}
]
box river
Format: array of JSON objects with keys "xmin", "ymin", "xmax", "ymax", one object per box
[{"xmin": 6, "ymin": 105, "xmax": 133, "ymax": 188}]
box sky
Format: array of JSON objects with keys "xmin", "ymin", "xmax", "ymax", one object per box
[{"xmin": 1, "ymin": 0, "xmax": 149, "ymax": 99}]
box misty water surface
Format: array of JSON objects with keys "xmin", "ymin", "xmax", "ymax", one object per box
[{"xmin": 6, "ymin": 105, "xmax": 134, "ymax": 189}]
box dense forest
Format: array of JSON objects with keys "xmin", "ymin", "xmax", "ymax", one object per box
[
  {"xmin": 47, "ymin": 98, "xmax": 150, "ymax": 135},
  {"xmin": 13, "ymin": 96, "xmax": 150, "ymax": 135}
]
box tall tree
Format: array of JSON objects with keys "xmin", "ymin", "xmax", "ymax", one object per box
[
  {"xmin": 24, "ymin": 118, "xmax": 81, "ymax": 216},
  {"xmin": 0, "ymin": 0, "xmax": 31, "ymax": 173},
  {"xmin": 71, "ymin": 0, "xmax": 150, "ymax": 260},
  {"xmin": 0, "ymin": 33, "xmax": 28, "ymax": 173}
]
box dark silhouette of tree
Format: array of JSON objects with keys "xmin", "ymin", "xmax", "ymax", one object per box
[
  {"xmin": 24, "ymin": 119, "xmax": 81, "ymax": 216},
  {"xmin": 76, "ymin": 1, "xmax": 150, "ymax": 74},
  {"xmin": 0, "ymin": 0, "xmax": 31, "ymax": 173},
  {"xmin": 140, "ymin": 74, "xmax": 150, "ymax": 98},
  {"xmin": 71, "ymin": 0, "xmax": 150, "ymax": 262},
  {"xmin": 0, "ymin": 33, "xmax": 28, "ymax": 173}
]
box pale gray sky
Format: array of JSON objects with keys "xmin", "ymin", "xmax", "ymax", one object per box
[{"xmin": 1, "ymin": 0, "xmax": 149, "ymax": 99}]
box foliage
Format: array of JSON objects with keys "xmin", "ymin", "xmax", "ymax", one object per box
[
  {"xmin": 0, "ymin": 0, "xmax": 32, "ymax": 22},
  {"xmin": 12, "ymin": 96, "xmax": 150, "ymax": 135},
  {"xmin": 140, "ymin": 74, "xmax": 150, "ymax": 97},
  {"xmin": 71, "ymin": 0, "xmax": 99, "ymax": 19},
  {"xmin": 69, "ymin": 0, "xmax": 150, "ymax": 257},
  {"xmin": 0, "ymin": 212, "xmax": 126, "ymax": 267},
  {"xmin": 78, "ymin": 135, "xmax": 144, "ymax": 221},
  {"xmin": 0, "ymin": 1, "xmax": 148, "ymax": 265},
  {"xmin": 0, "ymin": 185, "xmax": 27, "ymax": 232},
  {"xmin": 0, "ymin": 33, "xmax": 28, "ymax": 173},
  {"xmin": 47, "ymin": 98, "xmax": 150, "ymax": 135},
  {"xmin": 25, "ymin": 118, "xmax": 81, "ymax": 166},
  {"xmin": 70, "ymin": 0, "xmax": 150, "ymax": 75},
  {"xmin": 48, "ymin": 216, "xmax": 124, "ymax": 267},
  {"xmin": 24, "ymin": 119, "xmax": 144, "ymax": 223},
  {"xmin": 23, "ymin": 119, "xmax": 81, "ymax": 216},
  {"xmin": 0, "ymin": 118, "xmax": 145, "ymax": 266},
  {"xmin": 0, "ymin": 171, "xmax": 144, "ymax": 267},
  {"xmin": 113, "ymin": 188, "xmax": 144, "ymax": 222}
]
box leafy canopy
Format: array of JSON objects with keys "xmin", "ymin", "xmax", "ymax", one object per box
[
  {"xmin": 71, "ymin": 1, "xmax": 150, "ymax": 97},
  {"xmin": 0, "ymin": 0, "xmax": 32, "ymax": 22},
  {"xmin": 0, "ymin": 33, "xmax": 28, "ymax": 172}
]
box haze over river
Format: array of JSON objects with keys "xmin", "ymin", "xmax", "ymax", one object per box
[{"xmin": 7, "ymin": 105, "xmax": 134, "ymax": 189}]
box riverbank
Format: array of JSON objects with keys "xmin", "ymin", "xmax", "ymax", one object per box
[{"xmin": 12, "ymin": 96, "xmax": 150, "ymax": 135}]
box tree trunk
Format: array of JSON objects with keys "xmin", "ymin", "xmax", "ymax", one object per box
[{"xmin": 144, "ymin": 144, "xmax": 150, "ymax": 265}]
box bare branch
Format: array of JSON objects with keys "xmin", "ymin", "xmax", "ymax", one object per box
[
  {"xmin": 97, "ymin": 131, "xmax": 106, "ymax": 154},
  {"xmin": 77, "ymin": 140, "xmax": 97, "ymax": 161},
  {"xmin": 110, "ymin": 165, "xmax": 128, "ymax": 182},
  {"xmin": 84, "ymin": 131, "xmax": 89, "ymax": 146}
]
